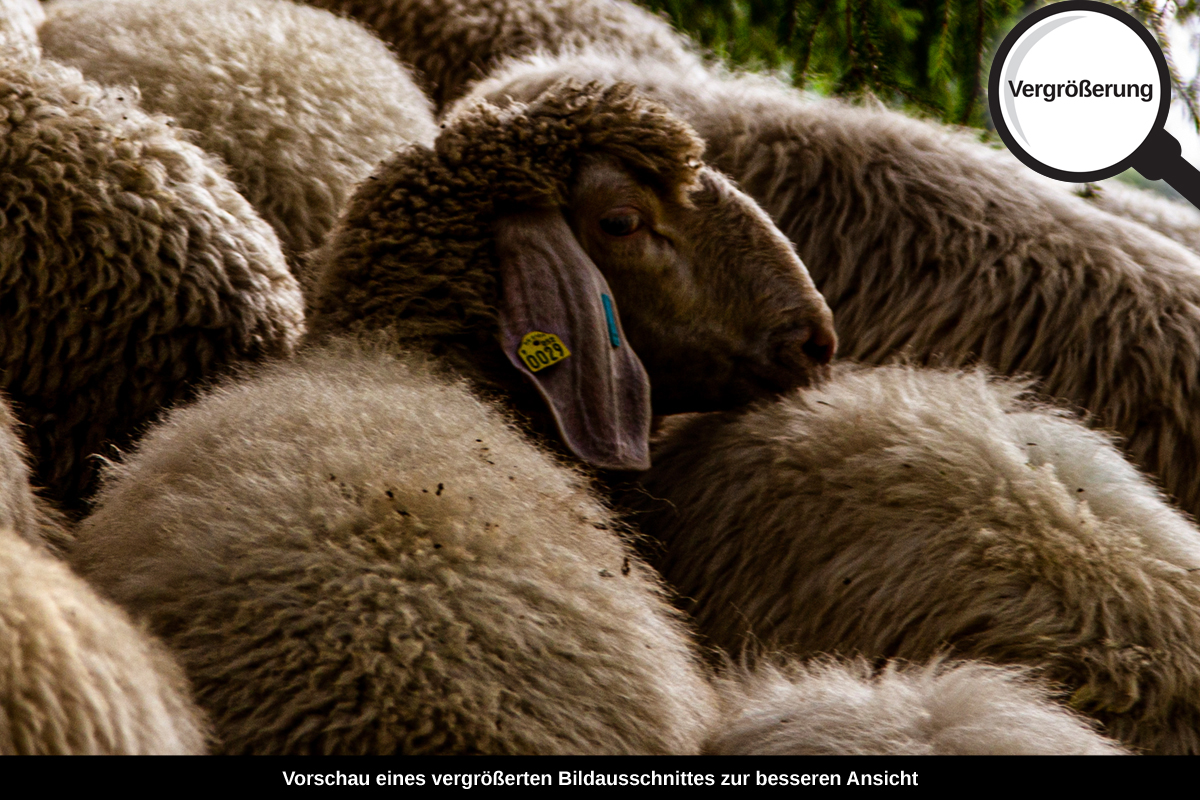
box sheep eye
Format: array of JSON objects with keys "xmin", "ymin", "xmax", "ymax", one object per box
[{"xmin": 599, "ymin": 211, "xmax": 643, "ymax": 237}]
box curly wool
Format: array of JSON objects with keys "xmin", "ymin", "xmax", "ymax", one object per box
[
  {"xmin": 466, "ymin": 48, "xmax": 1200, "ymax": 523},
  {"xmin": 73, "ymin": 344, "xmax": 717, "ymax": 754},
  {"xmin": 40, "ymin": 0, "xmax": 438, "ymax": 282},
  {"xmin": 0, "ymin": 522, "xmax": 209, "ymax": 754},
  {"xmin": 303, "ymin": 0, "xmax": 698, "ymax": 111},
  {"xmin": 0, "ymin": 56, "xmax": 303, "ymax": 511},
  {"xmin": 628, "ymin": 364, "xmax": 1200, "ymax": 754},
  {"xmin": 708, "ymin": 659, "xmax": 1126, "ymax": 756},
  {"xmin": 309, "ymin": 80, "xmax": 702, "ymax": 410}
]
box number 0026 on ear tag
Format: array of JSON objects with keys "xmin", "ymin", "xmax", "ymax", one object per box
[{"xmin": 518, "ymin": 331, "xmax": 571, "ymax": 372}]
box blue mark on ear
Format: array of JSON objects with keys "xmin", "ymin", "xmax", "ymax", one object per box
[{"xmin": 601, "ymin": 294, "xmax": 620, "ymax": 347}]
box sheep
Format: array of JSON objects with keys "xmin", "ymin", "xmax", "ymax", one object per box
[
  {"xmin": 73, "ymin": 344, "xmax": 721, "ymax": 754},
  {"xmin": 71, "ymin": 81, "xmax": 1122, "ymax": 754},
  {"xmin": 624, "ymin": 363, "xmax": 1200, "ymax": 754},
  {"xmin": 300, "ymin": 0, "xmax": 700, "ymax": 111},
  {"xmin": 40, "ymin": 0, "xmax": 439, "ymax": 286},
  {"xmin": 707, "ymin": 659, "xmax": 1127, "ymax": 756},
  {"xmin": 0, "ymin": 392, "xmax": 208, "ymax": 754},
  {"xmin": 0, "ymin": 0, "xmax": 43, "ymax": 61},
  {"xmin": 1082, "ymin": 180, "xmax": 1200, "ymax": 256},
  {"xmin": 0, "ymin": 49, "xmax": 304, "ymax": 512},
  {"xmin": 466, "ymin": 48, "xmax": 1200, "ymax": 523}
]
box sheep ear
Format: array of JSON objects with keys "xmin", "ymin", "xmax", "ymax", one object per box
[{"xmin": 495, "ymin": 208, "xmax": 652, "ymax": 471}]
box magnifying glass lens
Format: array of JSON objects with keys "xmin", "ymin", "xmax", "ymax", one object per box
[
  {"xmin": 991, "ymin": 1, "xmax": 1200, "ymax": 210},
  {"xmin": 998, "ymin": 12, "xmax": 1161, "ymax": 174}
]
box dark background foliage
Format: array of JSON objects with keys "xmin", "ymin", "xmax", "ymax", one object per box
[{"xmin": 635, "ymin": 1, "xmax": 1199, "ymax": 133}]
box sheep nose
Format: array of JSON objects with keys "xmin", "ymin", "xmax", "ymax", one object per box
[
  {"xmin": 803, "ymin": 322, "xmax": 837, "ymax": 366},
  {"xmin": 773, "ymin": 320, "xmax": 837, "ymax": 373}
]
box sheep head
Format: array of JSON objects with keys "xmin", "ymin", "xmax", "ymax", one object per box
[
  {"xmin": 309, "ymin": 81, "xmax": 833, "ymax": 470},
  {"xmin": 564, "ymin": 155, "xmax": 834, "ymax": 413}
]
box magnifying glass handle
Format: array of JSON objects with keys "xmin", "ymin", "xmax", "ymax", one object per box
[{"xmin": 1131, "ymin": 128, "xmax": 1200, "ymax": 211}]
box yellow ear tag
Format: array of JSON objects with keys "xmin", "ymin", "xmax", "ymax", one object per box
[{"xmin": 518, "ymin": 331, "xmax": 571, "ymax": 372}]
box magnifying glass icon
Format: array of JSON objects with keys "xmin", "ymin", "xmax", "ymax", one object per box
[{"xmin": 989, "ymin": 0, "xmax": 1200, "ymax": 208}]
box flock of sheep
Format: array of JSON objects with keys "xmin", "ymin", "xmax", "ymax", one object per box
[{"xmin": 4, "ymin": 0, "xmax": 1200, "ymax": 755}]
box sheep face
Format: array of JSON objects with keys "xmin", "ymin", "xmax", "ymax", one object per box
[{"xmin": 566, "ymin": 157, "xmax": 836, "ymax": 414}]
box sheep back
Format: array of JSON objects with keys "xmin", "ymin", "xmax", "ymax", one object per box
[
  {"xmin": 40, "ymin": 0, "xmax": 438, "ymax": 281},
  {"xmin": 0, "ymin": 56, "xmax": 303, "ymax": 511},
  {"xmin": 708, "ymin": 659, "xmax": 1126, "ymax": 755},
  {"xmin": 303, "ymin": 0, "xmax": 698, "ymax": 110},
  {"xmin": 0, "ymin": 522, "xmax": 208, "ymax": 754},
  {"xmin": 72, "ymin": 343, "xmax": 717, "ymax": 754},
  {"xmin": 630, "ymin": 364, "xmax": 1200, "ymax": 754}
]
